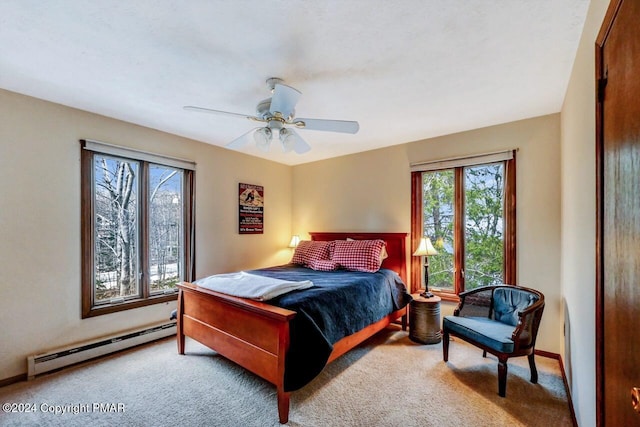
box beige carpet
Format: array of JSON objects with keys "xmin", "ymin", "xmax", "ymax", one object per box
[{"xmin": 0, "ymin": 327, "xmax": 572, "ymax": 426}]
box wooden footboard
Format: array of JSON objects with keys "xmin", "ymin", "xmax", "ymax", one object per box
[
  {"xmin": 177, "ymin": 281, "xmax": 296, "ymax": 423},
  {"xmin": 177, "ymin": 282, "xmax": 406, "ymax": 424}
]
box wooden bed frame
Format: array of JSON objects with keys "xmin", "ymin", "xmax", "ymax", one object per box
[{"xmin": 176, "ymin": 232, "xmax": 409, "ymax": 424}]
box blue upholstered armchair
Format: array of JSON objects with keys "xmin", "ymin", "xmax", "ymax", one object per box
[{"xmin": 442, "ymin": 285, "xmax": 545, "ymax": 397}]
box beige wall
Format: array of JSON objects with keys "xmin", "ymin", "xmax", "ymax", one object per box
[
  {"xmin": 293, "ymin": 113, "xmax": 562, "ymax": 353},
  {"xmin": 0, "ymin": 89, "xmax": 292, "ymax": 380},
  {"xmin": 560, "ymin": 1, "xmax": 611, "ymax": 426}
]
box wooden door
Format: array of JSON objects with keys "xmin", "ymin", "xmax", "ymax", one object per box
[{"xmin": 596, "ymin": 0, "xmax": 640, "ymax": 425}]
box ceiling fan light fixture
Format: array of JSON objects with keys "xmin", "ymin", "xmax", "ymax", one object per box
[
  {"xmin": 279, "ymin": 128, "xmax": 295, "ymax": 152},
  {"xmin": 185, "ymin": 77, "xmax": 359, "ymax": 155},
  {"xmin": 254, "ymin": 127, "xmax": 272, "ymax": 152}
]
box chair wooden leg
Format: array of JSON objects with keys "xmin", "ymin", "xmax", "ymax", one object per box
[
  {"xmin": 528, "ymin": 353, "xmax": 538, "ymax": 384},
  {"xmin": 497, "ymin": 358, "xmax": 508, "ymax": 397},
  {"xmin": 482, "ymin": 350, "xmax": 487, "ymax": 358},
  {"xmin": 401, "ymin": 314, "xmax": 407, "ymax": 331},
  {"xmin": 443, "ymin": 330, "xmax": 449, "ymax": 362}
]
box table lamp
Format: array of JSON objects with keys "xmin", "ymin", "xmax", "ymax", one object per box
[
  {"xmin": 288, "ymin": 235, "xmax": 300, "ymax": 248},
  {"xmin": 413, "ymin": 237, "xmax": 438, "ymax": 298}
]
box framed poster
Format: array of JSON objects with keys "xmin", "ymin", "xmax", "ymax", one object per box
[{"xmin": 238, "ymin": 183, "xmax": 264, "ymax": 234}]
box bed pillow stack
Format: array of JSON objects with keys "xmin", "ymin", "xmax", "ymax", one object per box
[{"xmin": 291, "ymin": 239, "xmax": 386, "ymax": 273}]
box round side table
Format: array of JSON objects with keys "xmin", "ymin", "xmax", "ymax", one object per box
[{"xmin": 409, "ymin": 293, "xmax": 442, "ymax": 344}]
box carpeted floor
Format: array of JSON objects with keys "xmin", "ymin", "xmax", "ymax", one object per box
[{"xmin": 0, "ymin": 327, "xmax": 572, "ymax": 426}]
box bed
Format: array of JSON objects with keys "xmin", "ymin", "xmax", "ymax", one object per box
[{"xmin": 176, "ymin": 232, "xmax": 410, "ymax": 423}]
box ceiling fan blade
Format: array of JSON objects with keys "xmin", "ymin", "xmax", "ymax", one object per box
[
  {"xmin": 270, "ymin": 84, "xmax": 301, "ymax": 119},
  {"xmin": 226, "ymin": 128, "xmax": 259, "ymax": 150},
  {"xmin": 184, "ymin": 106, "xmax": 256, "ymax": 120},
  {"xmin": 295, "ymin": 118, "xmax": 359, "ymax": 134}
]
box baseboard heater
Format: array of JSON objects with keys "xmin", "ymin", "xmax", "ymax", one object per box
[{"xmin": 27, "ymin": 322, "xmax": 176, "ymax": 379}]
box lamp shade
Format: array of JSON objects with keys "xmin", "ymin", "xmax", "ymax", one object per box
[
  {"xmin": 279, "ymin": 128, "xmax": 295, "ymax": 153},
  {"xmin": 254, "ymin": 127, "xmax": 272, "ymax": 152},
  {"xmin": 413, "ymin": 237, "xmax": 438, "ymax": 256},
  {"xmin": 288, "ymin": 235, "xmax": 300, "ymax": 248}
]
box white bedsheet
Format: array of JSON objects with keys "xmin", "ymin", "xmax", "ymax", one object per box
[{"xmin": 193, "ymin": 271, "xmax": 313, "ymax": 301}]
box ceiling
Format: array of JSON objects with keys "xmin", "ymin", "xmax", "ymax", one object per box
[{"xmin": 0, "ymin": 1, "xmax": 590, "ymax": 166}]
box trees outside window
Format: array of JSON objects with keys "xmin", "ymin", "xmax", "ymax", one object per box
[
  {"xmin": 81, "ymin": 141, "xmax": 194, "ymax": 317},
  {"xmin": 93, "ymin": 156, "xmax": 140, "ymax": 302},
  {"xmin": 148, "ymin": 164, "xmax": 184, "ymax": 294},
  {"xmin": 411, "ymin": 153, "xmax": 515, "ymax": 299},
  {"xmin": 420, "ymin": 170, "xmax": 455, "ymax": 291}
]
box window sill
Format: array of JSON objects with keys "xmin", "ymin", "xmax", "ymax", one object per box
[
  {"xmin": 82, "ymin": 293, "xmax": 178, "ymax": 318},
  {"xmin": 430, "ymin": 290, "xmax": 460, "ymax": 304}
]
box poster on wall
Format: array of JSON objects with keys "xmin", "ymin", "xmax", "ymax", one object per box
[{"xmin": 239, "ymin": 183, "xmax": 264, "ymax": 234}]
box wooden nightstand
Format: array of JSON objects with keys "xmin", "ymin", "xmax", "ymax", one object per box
[{"xmin": 409, "ymin": 293, "xmax": 442, "ymax": 344}]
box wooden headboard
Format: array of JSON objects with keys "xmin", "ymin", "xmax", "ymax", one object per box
[{"xmin": 309, "ymin": 232, "xmax": 408, "ymax": 284}]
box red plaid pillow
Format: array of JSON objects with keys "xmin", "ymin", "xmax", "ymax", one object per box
[
  {"xmin": 331, "ymin": 239, "xmax": 386, "ymax": 272},
  {"xmin": 308, "ymin": 259, "xmax": 339, "ymax": 271},
  {"xmin": 291, "ymin": 240, "xmax": 332, "ymax": 266}
]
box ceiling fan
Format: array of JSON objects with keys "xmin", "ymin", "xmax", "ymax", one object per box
[{"xmin": 184, "ymin": 77, "xmax": 359, "ymax": 154}]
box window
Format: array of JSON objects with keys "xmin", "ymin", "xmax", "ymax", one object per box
[
  {"xmin": 81, "ymin": 140, "xmax": 195, "ymax": 318},
  {"xmin": 411, "ymin": 151, "xmax": 516, "ymax": 299}
]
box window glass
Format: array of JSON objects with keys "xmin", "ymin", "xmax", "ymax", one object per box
[
  {"xmin": 464, "ymin": 163, "xmax": 504, "ymax": 290},
  {"xmin": 93, "ymin": 155, "xmax": 140, "ymax": 303},
  {"xmin": 149, "ymin": 165, "xmax": 183, "ymax": 293},
  {"xmin": 421, "ymin": 170, "xmax": 455, "ymax": 290}
]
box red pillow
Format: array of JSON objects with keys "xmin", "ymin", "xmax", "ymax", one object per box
[
  {"xmin": 308, "ymin": 259, "xmax": 339, "ymax": 271},
  {"xmin": 331, "ymin": 239, "xmax": 386, "ymax": 272},
  {"xmin": 291, "ymin": 240, "xmax": 332, "ymax": 266}
]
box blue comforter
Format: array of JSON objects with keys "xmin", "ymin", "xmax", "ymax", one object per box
[{"xmin": 249, "ymin": 264, "xmax": 412, "ymax": 391}]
